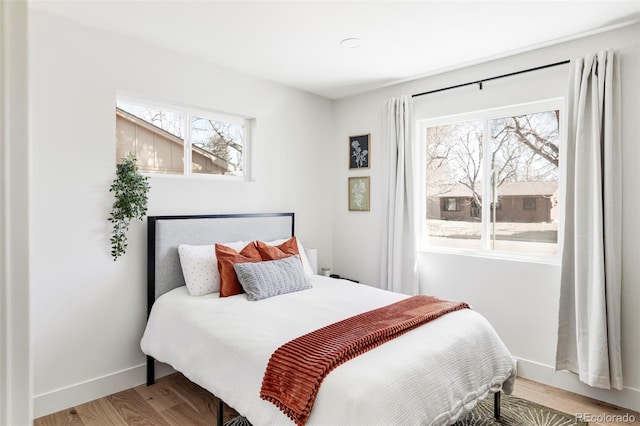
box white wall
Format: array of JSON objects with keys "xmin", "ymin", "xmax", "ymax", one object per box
[
  {"xmin": 29, "ymin": 10, "xmax": 334, "ymax": 417},
  {"xmin": 332, "ymin": 23, "xmax": 640, "ymax": 411},
  {"xmin": 2, "ymin": 1, "xmax": 32, "ymax": 424}
]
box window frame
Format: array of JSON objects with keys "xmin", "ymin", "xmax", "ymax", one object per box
[
  {"xmin": 416, "ymin": 98, "xmax": 565, "ymax": 264},
  {"xmin": 116, "ymin": 95, "xmax": 253, "ymax": 181},
  {"xmin": 443, "ymin": 197, "xmax": 461, "ymax": 212}
]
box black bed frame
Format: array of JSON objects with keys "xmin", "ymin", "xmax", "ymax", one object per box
[
  {"xmin": 145, "ymin": 213, "xmax": 295, "ymax": 380},
  {"xmin": 145, "ymin": 213, "xmax": 295, "ymax": 426},
  {"xmin": 143, "ymin": 212, "xmax": 501, "ymax": 425}
]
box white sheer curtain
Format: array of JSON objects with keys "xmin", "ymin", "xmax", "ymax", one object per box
[
  {"xmin": 380, "ymin": 96, "xmax": 418, "ymax": 295},
  {"xmin": 556, "ymin": 49, "xmax": 623, "ymax": 390}
]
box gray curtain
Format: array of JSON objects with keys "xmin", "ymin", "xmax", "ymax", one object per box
[
  {"xmin": 380, "ymin": 96, "xmax": 418, "ymax": 295},
  {"xmin": 556, "ymin": 49, "xmax": 623, "ymax": 390}
]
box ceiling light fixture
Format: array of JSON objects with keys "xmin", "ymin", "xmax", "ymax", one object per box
[{"xmin": 339, "ymin": 38, "xmax": 362, "ymax": 48}]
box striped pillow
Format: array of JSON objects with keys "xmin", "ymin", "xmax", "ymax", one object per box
[{"xmin": 234, "ymin": 255, "xmax": 311, "ymax": 301}]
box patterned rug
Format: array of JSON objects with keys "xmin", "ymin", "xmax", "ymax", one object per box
[
  {"xmin": 453, "ymin": 394, "xmax": 587, "ymax": 425},
  {"xmin": 223, "ymin": 394, "xmax": 587, "ymax": 426}
]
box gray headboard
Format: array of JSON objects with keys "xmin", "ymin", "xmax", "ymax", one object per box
[{"xmin": 147, "ymin": 213, "xmax": 295, "ymax": 315}]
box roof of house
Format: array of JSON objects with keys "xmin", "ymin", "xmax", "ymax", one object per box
[{"xmin": 429, "ymin": 181, "xmax": 558, "ymax": 197}]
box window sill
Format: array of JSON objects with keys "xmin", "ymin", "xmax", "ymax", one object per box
[
  {"xmin": 143, "ymin": 172, "xmax": 252, "ymax": 183},
  {"xmin": 419, "ymin": 246, "xmax": 560, "ymax": 266}
]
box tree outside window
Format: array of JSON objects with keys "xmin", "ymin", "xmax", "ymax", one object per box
[{"xmin": 421, "ymin": 100, "xmax": 561, "ymax": 257}]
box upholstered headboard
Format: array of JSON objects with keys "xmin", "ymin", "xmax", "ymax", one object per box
[{"xmin": 146, "ymin": 213, "xmax": 295, "ymax": 315}]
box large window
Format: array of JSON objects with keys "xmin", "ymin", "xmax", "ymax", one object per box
[
  {"xmin": 116, "ymin": 99, "xmax": 251, "ymax": 178},
  {"xmin": 419, "ymin": 99, "xmax": 562, "ymax": 258}
]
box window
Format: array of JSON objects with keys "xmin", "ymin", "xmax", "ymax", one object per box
[
  {"xmin": 523, "ymin": 197, "xmax": 537, "ymax": 210},
  {"xmin": 443, "ymin": 198, "xmax": 460, "ymax": 211},
  {"xmin": 419, "ymin": 99, "xmax": 562, "ymax": 257},
  {"xmin": 115, "ymin": 99, "xmax": 251, "ymax": 178}
]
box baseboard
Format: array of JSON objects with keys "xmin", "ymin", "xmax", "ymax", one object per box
[
  {"xmin": 33, "ymin": 357, "xmax": 640, "ymax": 419},
  {"xmin": 515, "ymin": 357, "xmax": 640, "ymax": 413},
  {"xmin": 32, "ymin": 362, "xmax": 175, "ymax": 419}
]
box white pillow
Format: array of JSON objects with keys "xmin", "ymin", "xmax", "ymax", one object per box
[
  {"xmin": 178, "ymin": 241, "xmax": 247, "ymax": 296},
  {"xmin": 263, "ymin": 237, "xmax": 314, "ymax": 277}
]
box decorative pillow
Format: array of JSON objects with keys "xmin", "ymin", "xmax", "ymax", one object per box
[
  {"xmin": 234, "ymin": 255, "xmax": 312, "ymax": 301},
  {"xmin": 257, "ymin": 236, "xmax": 314, "ymax": 277},
  {"xmin": 178, "ymin": 241, "xmax": 247, "ymax": 296},
  {"xmin": 256, "ymin": 236, "xmax": 299, "ymax": 260},
  {"xmin": 178, "ymin": 244, "xmax": 218, "ymax": 296},
  {"xmin": 215, "ymin": 242, "xmax": 262, "ymax": 297}
]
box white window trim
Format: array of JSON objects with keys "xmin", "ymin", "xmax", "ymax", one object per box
[
  {"xmin": 415, "ymin": 98, "xmax": 565, "ymax": 264},
  {"xmin": 116, "ymin": 93, "xmax": 254, "ymax": 180}
]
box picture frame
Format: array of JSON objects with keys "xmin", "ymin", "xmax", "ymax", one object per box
[
  {"xmin": 348, "ymin": 176, "xmax": 370, "ymax": 211},
  {"xmin": 349, "ymin": 134, "xmax": 370, "ymax": 169}
]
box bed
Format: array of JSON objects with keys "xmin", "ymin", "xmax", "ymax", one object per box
[{"xmin": 141, "ymin": 212, "xmax": 516, "ymax": 426}]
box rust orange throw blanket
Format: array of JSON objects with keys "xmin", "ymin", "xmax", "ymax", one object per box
[{"xmin": 260, "ymin": 295, "xmax": 470, "ymax": 425}]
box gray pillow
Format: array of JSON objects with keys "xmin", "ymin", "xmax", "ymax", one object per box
[{"xmin": 233, "ymin": 255, "xmax": 312, "ymax": 301}]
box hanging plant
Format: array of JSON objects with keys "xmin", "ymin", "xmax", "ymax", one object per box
[{"xmin": 109, "ymin": 155, "xmax": 151, "ymax": 261}]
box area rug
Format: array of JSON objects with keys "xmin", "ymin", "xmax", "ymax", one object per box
[
  {"xmin": 453, "ymin": 394, "xmax": 587, "ymax": 425},
  {"xmin": 223, "ymin": 394, "xmax": 587, "ymax": 426}
]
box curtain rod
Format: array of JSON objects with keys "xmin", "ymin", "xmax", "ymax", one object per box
[{"xmin": 411, "ymin": 60, "xmax": 570, "ymax": 98}]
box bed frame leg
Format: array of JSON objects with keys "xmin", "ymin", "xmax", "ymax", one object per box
[
  {"xmin": 217, "ymin": 399, "xmax": 224, "ymax": 426},
  {"xmin": 146, "ymin": 355, "xmax": 155, "ymax": 386},
  {"xmin": 494, "ymin": 391, "xmax": 501, "ymax": 420}
]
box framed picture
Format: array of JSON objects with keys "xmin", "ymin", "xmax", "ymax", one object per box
[
  {"xmin": 348, "ymin": 176, "xmax": 370, "ymax": 211},
  {"xmin": 349, "ymin": 134, "xmax": 370, "ymax": 169}
]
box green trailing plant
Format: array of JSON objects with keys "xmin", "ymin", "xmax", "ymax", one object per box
[{"xmin": 109, "ymin": 155, "xmax": 151, "ymax": 261}]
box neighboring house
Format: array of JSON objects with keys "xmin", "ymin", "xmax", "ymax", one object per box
[
  {"xmin": 116, "ymin": 108, "xmax": 233, "ymax": 175},
  {"xmin": 429, "ymin": 181, "xmax": 558, "ymax": 223}
]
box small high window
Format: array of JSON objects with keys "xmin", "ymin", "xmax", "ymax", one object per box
[{"xmin": 116, "ymin": 99, "xmax": 251, "ymax": 178}]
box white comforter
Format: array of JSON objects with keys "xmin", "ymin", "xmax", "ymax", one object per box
[{"xmin": 141, "ymin": 276, "xmax": 516, "ymax": 426}]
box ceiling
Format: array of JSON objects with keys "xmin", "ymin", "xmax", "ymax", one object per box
[{"xmin": 30, "ymin": 1, "xmax": 640, "ymax": 99}]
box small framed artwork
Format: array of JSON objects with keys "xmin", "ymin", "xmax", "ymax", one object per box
[
  {"xmin": 348, "ymin": 176, "xmax": 370, "ymax": 211},
  {"xmin": 349, "ymin": 134, "xmax": 370, "ymax": 169}
]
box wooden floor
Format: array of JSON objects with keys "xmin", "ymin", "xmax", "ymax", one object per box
[
  {"xmin": 511, "ymin": 378, "xmax": 639, "ymax": 426},
  {"xmin": 35, "ymin": 373, "xmax": 639, "ymax": 426},
  {"xmin": 34, "ymin": 374, "xmax": 241, "ymax": 426}
]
